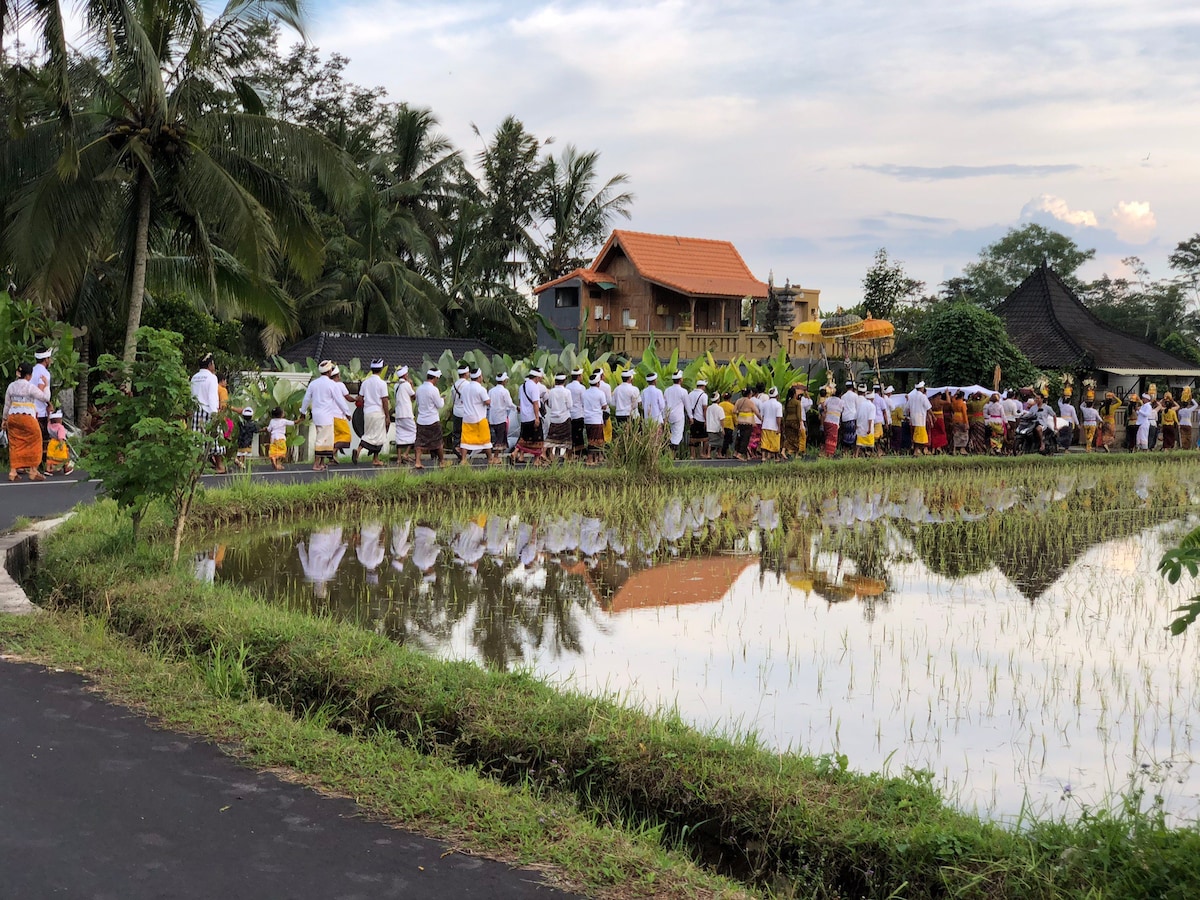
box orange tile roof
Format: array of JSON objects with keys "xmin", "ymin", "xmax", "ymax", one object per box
[
  {"xmin": 598, "ymin": 230, "xmax": 769, "ymax": 299},
  {"xmin": 532, "ymin": 267, "xmax": 617, "ymax": 295},
  {"xmin": 532, "ymin": 230, "xmax": 769, "ymax": 299}
]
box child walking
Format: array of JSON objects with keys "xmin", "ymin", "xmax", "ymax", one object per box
[
  {"xmin": 44, "ymin": 410, "xmax": 73, "ymax": 475},
  {"xmin": 235, "ymin": 407, "xmax": 258, "ymax": 470},
  {"xmin": 266, "ymin": 407, "xmax": 295, "ymax": 471}
]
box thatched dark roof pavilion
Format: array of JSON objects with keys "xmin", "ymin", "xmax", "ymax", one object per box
[{"xmin": 995, "ymin": 263, "xmax": 1200, "ymax": 382}]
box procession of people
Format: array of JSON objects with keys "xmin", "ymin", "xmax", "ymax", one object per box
[
  {"xmin": 195, "ymin": 355, "xmax": 1200, "ymax": 470},
  {"xmin": 7, "ymin": 346, "xmax": 1195, "ymax": 482}
]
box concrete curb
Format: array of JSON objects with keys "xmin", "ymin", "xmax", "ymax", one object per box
[{"xmin": 1, "ymin": 515, "xmax": 72, "ymax": 616}]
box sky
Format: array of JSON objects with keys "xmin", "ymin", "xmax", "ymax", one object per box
[{"xmin": 296, "ymin": 0, "xmax": 1200, "ymax": 307}]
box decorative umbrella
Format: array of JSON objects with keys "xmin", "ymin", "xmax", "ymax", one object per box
[
  {"xmin": 855, "ymin": 315, "xmax": 894, "ymax": 342},
  {"xmin": 819, "ymin": 309, "xmax": 864, "ymax": 338},
  {"xmin": 792, "ymin": 319, "xmax": 825, "ymax": 343}
]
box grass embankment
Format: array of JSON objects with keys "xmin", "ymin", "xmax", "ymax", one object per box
[
  {"xmin": 9, "ymin": 456, "xmax": 1200, "ymax": 899},
  {"xmin": 188, "ymin": 449, "xmax": 1195, "ymax": 530}
]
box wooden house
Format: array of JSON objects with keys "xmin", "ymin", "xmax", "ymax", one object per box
[{"xmin": 534, "ymin": 230, "xmax": 820, "ymax": 361}]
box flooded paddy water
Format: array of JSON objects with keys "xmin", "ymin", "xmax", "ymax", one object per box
[{"xmin": 198, "ymin": 462, "xmax": 1200, "ymax": 822}]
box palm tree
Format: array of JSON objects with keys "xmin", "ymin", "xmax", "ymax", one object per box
[
  {"xmin": 527, "ymin": 144, "xmax": 633, "ymax": 287},
  {"xmin": 0, "ymin": 1, "xmax": 353, "ymax": 365}
]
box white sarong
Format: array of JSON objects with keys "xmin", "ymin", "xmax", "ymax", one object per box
[
  {"xmin": 395, "ymin": 418, "xmax": 416, "ymax": 446},
  {"xmin": 314, "ymin": 423, "xmax": 334, "ymax": 454},
  {"xmin": 362, "ymin": 410, "xmax": 388, "ymax": 451}
]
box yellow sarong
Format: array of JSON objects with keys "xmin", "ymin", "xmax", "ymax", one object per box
[
  {"xmin": 760, "ymin": 429, "xmax": 781, "ymax": 453},
  {"xmin": 857, "ymin": 433, "xmax": 874, "ymax": 447},
  {"xmin": 46, "ymin": 438, "xmax": 70, "ymax": 464},
  {"xmin": 460, "ymin": 418, "xmax": 492, "ymax": 450},
  {"xmin": 269, "ymin": 438, "xmax": 288, "ymax": 460},
  {"xmin": 333, "ymin": 417, "xmax": 351, "ymax": 446},
  {"xmin": 912, "ymin": 425, "xmax": 928, "ymax": 444}
]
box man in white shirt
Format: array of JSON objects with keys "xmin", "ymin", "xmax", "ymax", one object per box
[
  {"xmin": 663, "ymin": 371, "xmax": 689, "ymax": 453},
  {"xmin": 487, "ymin": 373, "xmax": 515, "ymax": 463},
  {"xmin": 872, "ymin": 384, "xmax": 889, "ymax": 452},
  {"xmin": 413, "ymin": 368, "xmax": 446, "ymax": 469},
  {"xmin": 566, "ymin": 368, "xmax": 587, "ymax": 456},
  {"xmin": 612, "ymin": 369, "xmax": 641, "ymax": 425},
  {"xmin": 582, "ymin": 371, "xmax": 609, "ymax": 464},
  {"xmin": 356, "ymin": 358, "xmax": 391, "ymax": 466},
  {"xmin": 300, "ymin": 360, "xmax": 353, "ymax": 471},
  {"xmin": 855, "ymin": 385, "xmax": 876, "ymax": 458},
  {"xmin": 759, "ymin": 386, "xmax": 784, "ymax": 460},
  {"xmin": 544, "ymin": 373, "xmax": 574, "ymax": 459},
  {"xmin": 1135, "ymin": 393, "xmax": 1158, "ymax": 451},
  {"xmin": 189, "ymin": 352, "xmax": 226, "ymax": 473},
  {"xmin": 907, "ymin": 382, "xmax": 932, "ymax": 456},
  {"xmin": 641, "ymin": 372, "xmax": 665, "ymax": 425},
  {"xmin": 32, "ymin": 347, "xmax": 52, "ymax": 470},
  {"xmin": 393, "ymin": 366, "xmax": 416, "ymax": 465},
  {"xmin": 457, "ymin": 369, "xmax": 492, "ymax": 464},
  {"xmin": 704, "ymin": 390, "xmax": 725, "ymax": 459},
  {"xmin": 515, "ymin": 369, "xmax": 548, "ymax": 465},
  {"xmin": 686, "ymin": 378, "xmax": 709, "ymax": 459},
  {"xmin": 1057, "ymin": 393, "xmax": 1079, "ymax": 449},
  {"xmin": 450, "ymin": 365, "xmax": 470, "ymax": 453},
  {"xmin": 840, "ymin": 381, "xmax": 858, "ymax": 451}
]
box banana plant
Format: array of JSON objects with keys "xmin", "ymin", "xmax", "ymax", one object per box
[
  {"xmin": 744, "ymin": 347, "xmax": 807, "ymax": 395},
  {"xmin": 698, "ymin": 352, "xmax": 746, "ymax": 396}
]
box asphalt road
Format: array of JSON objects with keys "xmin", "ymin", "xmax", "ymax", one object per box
[{"xmin": 0, "ymin": 658, "xmax": 577, "ymax": 900}]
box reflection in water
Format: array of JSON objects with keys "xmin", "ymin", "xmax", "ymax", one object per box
[{"xmin": 206, "ymin": 476, "xmax": 1200, "ymax": 821}]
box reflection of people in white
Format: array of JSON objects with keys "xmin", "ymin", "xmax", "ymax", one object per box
[
  {"xmin": 194, "ymin": 549, "xmax": 217, "ymax": 583},
  {"xmin": 298, "ymin": 527, "xmax": 347, "ymax": 598},
  {"xmin": 452, "ymin": 522, "xmax": 486, "ymax": 571},
  {"xmin": 356, "ymin": 522, "xmax": 386, "ymax": 584},
  {"xmin": 412, "ymin": 526, "xmax": 440, "ymax": 580},
  {"xmin": 390, "ymin": 521, "xmax": 412, "ymax": 572}
]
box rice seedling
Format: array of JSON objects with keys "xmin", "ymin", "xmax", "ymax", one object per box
[{"xmin": 196, "ymin": 457, "xmax": 1200, "ymax": 823}]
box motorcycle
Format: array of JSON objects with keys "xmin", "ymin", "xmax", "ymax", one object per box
[{"xmin": 1013, "ymin": 411, "xmax": 1072, "ymax": 455}]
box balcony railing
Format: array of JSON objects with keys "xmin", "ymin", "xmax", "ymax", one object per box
[{"xmin": 607, "ymin": 328, "xmax": 886, "ymax": 361}]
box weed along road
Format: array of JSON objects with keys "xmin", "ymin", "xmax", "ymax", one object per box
[{"xmin": 0, "ymin": 658, "xmax": 579, "ymax": 900}]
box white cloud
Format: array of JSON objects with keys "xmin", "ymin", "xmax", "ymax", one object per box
[
  {"xmin": 307, "ymin": 0, "xmax": 1200, "ymax": 307},
  {"xmin": 1108, "ymin": 200, "xmax": 1157, "ymax": 243},
  {"xmin": 1021, "ymin": 195, "xmax": 1099, "ymax": 228}
]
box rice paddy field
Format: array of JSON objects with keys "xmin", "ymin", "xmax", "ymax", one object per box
[{"xmin": 198, "ymin": 458, "xmax": 1200, "ymax": 823}]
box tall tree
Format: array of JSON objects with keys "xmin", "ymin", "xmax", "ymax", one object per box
[
  {"xmin": 1168, "ymin": 233, "xmax": 1200, "ymax": 307},
  {"xmin": 0, "ymin": 0, "xmax": 353, "ymax": 364},
  {"xmin": 961, "ymin": 224, "xmax": 1095, "ymax": 310},
  {"xmin": 915, "ymin": 301, "xmax": 1041, "ymax": 388},
  {"xmin": 527, "ymin": 144, "xmax": 632, "ymax": 286},
  {"xmin": 475, "ymin": 116, "xmax": 546, "ymax": 288},
  {"xmin": 861, "ymin": 248, "xmax": 924, "ymax": 320}
]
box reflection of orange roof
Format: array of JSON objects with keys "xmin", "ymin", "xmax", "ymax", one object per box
[
  {"xmin": 608, "ymin": 556, "xmax": 752, "ymax": 613},
  {"xmin": 535, "ymin": 230, "xmax": 770, "ymax": 300}
]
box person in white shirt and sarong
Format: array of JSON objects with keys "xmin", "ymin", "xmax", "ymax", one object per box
[
  {"xmin": 413, "ymin": 368, "xmax": 446, "ymax": 469},
  {"xmin": 543, "ymin": 373, "xmax": 574, "ymax": 459},
  {"xmin": 189, "ymin": 352, "xmax": 226, "ymax": 472},
  {"xmin": 611, "ymin": 369, "xmax": 641, "ymax": 427},
  {"xmin": 300, "ymin": 360, "xmax": 353, "ymax": 471},
  {"xmin": 663, "ymin": 371, "xmax": 688, "ymax": 454},
  {"xmin": 457, "ymin": 369, "xmax": 492, "ymax": 464},
  {"xmin": 487, "ymin": 373, "xmax": 515, "ymax": 463},
  {"xmin": 356, "ymin": 358, "xmax": 391, "ymax": 466},
  {"xmin": 582, "ymin": 371, "xmax": 609, "ymax": 464},
  {"xmin": 392, "ymin": 366, "xmax": 416, "ymax": 464}
]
